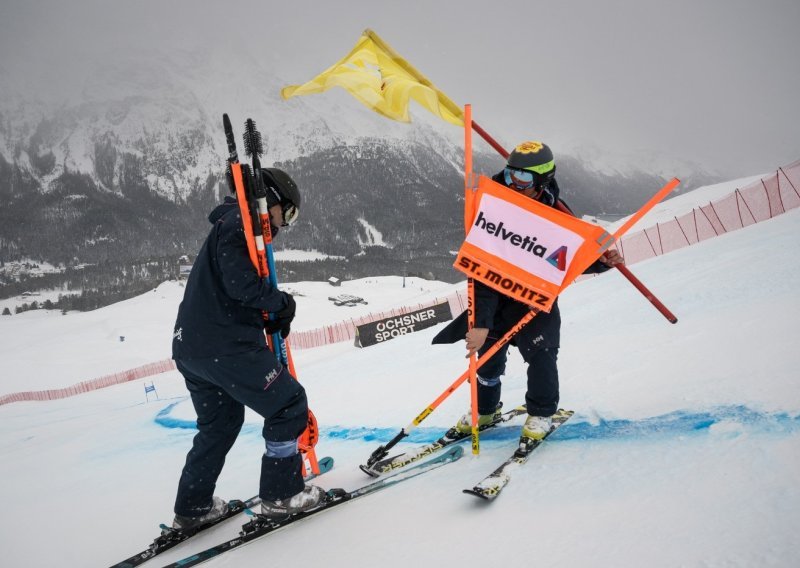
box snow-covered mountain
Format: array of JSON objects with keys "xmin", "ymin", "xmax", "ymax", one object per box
[
  {"xmin": 0, "ymin": 46, "xmax": 720, "ymax": 298},
  {"xmin": 0, "ymin": 46, "xmax": 466, "ymax": 201},
  {"xmin": 1, "ymin": 43, "xmax": 721, "ymax": 200}
]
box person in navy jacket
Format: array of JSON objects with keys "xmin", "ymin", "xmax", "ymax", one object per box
[
  {"xmin": 434, "ymin": 142, "xmax": 623, "ymax": 441},
  {"xmin": 171, "ymin": 167, "xmax": 325, "ymax": 529}
]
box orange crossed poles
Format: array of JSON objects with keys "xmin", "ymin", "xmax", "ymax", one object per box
[
  {"xmin": 364, "ymin": 106, "xmax": 679, "ymax": 464},
  {"xmin": 467, "ymin": 118, "xmax": 678, "ymax": 323}
]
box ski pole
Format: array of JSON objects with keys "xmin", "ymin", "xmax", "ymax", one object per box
[
  {"xmin": 464, "ymin": 103, "xmax": 480, "ymax": 456},
  {"xmin": 365, "ymin": 310, "xmax": 537, "ymax": 466},
  {"xmin": 555, "ymin": 177, "xmax": 680, "ymax": 323},
  {"xmin": 241, "ymin": 118, "xmax": 318, "ymax": 474},
  {"xmin": 471, "ymin": 120, "xmax": 507, "ymax": 159},
  {"xmin": 226, "ymin": 115, "xmax": 320, "ymax": 475},
  {"xmin": 224, "ymin": 117, "xmax": 269, "ymax": 279},
  {"xmin": 242, "ymin": 119, "xmax": 296, "ymax": 370},
  {"xmin": 242, "ymin": 120, "xmax": 315, "ymax": 471}
]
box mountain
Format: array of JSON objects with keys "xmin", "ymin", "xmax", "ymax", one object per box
[{"xmin": 0, "ymin": 47, "xmax": 720, "ymax": 304}]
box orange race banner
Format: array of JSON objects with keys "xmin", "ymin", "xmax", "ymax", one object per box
[{"xmin": 454, "ymin": 176, "xmax": 614, "ymax": 310}]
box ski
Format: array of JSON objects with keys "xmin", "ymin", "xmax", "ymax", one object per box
[
  {"xmin": 109, "ymin": 457, "xmax": 334, "ymax": 568},
  {"xmin": 361, "ymin": 405, "xmax": 528, "ymax": 478},
  {"xmin": 463, "ymin": 409, "xmax": 574, "ymax": 501},
  {"xmin": 163, "ymin": 445, "xmax": 464, "ymax": 568}
]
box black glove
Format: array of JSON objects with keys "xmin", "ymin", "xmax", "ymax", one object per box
[
  {"xmin": 265, "ymin": 292, "xmax": 296, "ymax": 338},
  {"xmin": 536, "ymin": 183, "xmax": 556, "ymax": 207}
]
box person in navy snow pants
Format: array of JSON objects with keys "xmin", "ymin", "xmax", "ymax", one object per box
[{"xmin": 433, "ymin": 141, "xmax": 624, "ymax": 441}]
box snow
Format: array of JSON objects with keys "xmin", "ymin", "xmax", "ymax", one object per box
[
  {"xmin": 1, "ymin": 183, "xmax": 799, "ymax": 567},
  {"xmin": 0, "ymin": 276, "xmax": 453, "ymax": 394},
  {"xmin": 0, "ymin": 260, "xmax": 75, "ymax": 316},
  {"xmin": 271, "ymin": 249, "xmax": 344, "ymax": 262},
  {"xmin": 356, "ymin": 218, "xmax": 388, "ymax": 247},
  {"xmin": 0, "ymin": 288, "xmax": 79, "ymax": 316},
  {"xmin": 0, "ymin": 259, "xmax": 63, "ymax": 277}
]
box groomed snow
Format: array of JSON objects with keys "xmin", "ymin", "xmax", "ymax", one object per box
[{"xmin": 1, "ymin": 187, "xmax": 798, "ymax": 567}]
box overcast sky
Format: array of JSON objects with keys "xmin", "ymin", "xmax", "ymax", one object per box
[{"xmin": 1, "ymin": 0, "xmax": 798, "ymax": 177}]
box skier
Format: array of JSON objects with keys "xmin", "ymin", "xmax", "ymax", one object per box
[
  {"xmin": 170, "ymin": 167, "xmax": 323, "ymax": 530},
  {"xmin": 434, "ymin": 141, "xmax": 624, "ymax": 441}
]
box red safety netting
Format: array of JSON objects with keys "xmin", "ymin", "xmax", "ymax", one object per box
[
  {"xmin": 0, "ymin": 359, "xmax": 176, "ymax": 406},
  {"xmin": 617, "ymin": 159, "xmax": 799, "ymax": 265}
]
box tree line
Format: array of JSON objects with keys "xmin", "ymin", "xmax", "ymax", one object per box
[{"xmin": 2, "ymin": 257, "xmax": 182, "ymax": 314}]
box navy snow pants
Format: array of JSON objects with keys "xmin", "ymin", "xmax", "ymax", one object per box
[
  {"xmin": 476, "ymin": 324, "xmax": 560, "ymax": 418},
  {"xmin": 173, "ymin": 349, "xmax": 308, "ymax": 517},
  {"xmin": 471, "ymin": 292, "xmax": 561, "ymax": 418},
  {"xmin": 476, "ymin": 341, "xmax": 559, "ymax": 417}
]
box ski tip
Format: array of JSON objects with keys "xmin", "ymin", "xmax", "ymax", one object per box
[
  {"xmin": 445, "ymin": 445, "xmax": 465, "ymax": 460},
  {"xmin": 359, "ymin": 464, "xmax": 381, "ymax": 478},
  {"xmin": 301, "ymin": 456, "xmax": 334, "ymax": 481},
  {"xmin": 462, "ymin": 488, "xmax": 493, "ymax": 501}
]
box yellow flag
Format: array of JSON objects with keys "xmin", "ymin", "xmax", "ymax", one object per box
[{"xmin": 281, "ymin": 29, "xmax": 464, "ymax": 126}]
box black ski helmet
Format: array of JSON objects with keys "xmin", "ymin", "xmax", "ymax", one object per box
[
  {"xmin": 507, "ymin": 141, "xmax": 555, "ymax": 174},
  {"xmin": 261, "ymin": 167, "xmax": 301, "ymax": 226}
]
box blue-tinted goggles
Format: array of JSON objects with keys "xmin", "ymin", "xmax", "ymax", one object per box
[
  {"xmin": 503, "ymin": 167, "xmax": 536, "ymax": 190},
  {"xmin": 504, "ymin": 166, "xmax": 556, "ymax": 191}
]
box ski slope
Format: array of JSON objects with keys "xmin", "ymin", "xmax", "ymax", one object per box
[{"xmin": 1, "ymin": 187, "xmax": 799, "ymax": 567}]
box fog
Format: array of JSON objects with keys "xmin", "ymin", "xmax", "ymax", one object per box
[{"xmin": 1, "ymin": 0, "xmax": 798, "ymax": 177}]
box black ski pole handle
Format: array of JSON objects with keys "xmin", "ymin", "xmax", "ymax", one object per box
[
  {"xmin": 366, "ymin": 429, "xmax": 409, "ymax": 466},
  {"xmin": 223, "ymin": 113, "xmax": 238, "ymax": 163}
]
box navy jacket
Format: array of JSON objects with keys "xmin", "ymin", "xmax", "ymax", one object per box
[
  {"xmin": 433, "ymin": 175, "xmax": 610, "ymax": 349},
  {"xmin": 172, "ymin": 196, "xmax": 288, "ymax": 359}
]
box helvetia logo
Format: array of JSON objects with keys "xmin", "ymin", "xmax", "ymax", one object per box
[
  {"xmin": 546, "ymin": 246, "xmax": 568, "ymax": 271},
  {"xmin": 473, "ymin": 211, "xmax": 549, "ymax": 258}
]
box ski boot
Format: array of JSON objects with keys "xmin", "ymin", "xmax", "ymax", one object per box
[
  {"xmin": 260, "ymin": 485, "xmax": 326, "ymax": 520},
  {"xmin": 454, "ymin": 403, "xmax": 503, "ymax": 435},
  {"xmin": 521, "ymin": 414, "xmax": 553, "ymax": 441},
  {"xmin": 172, "ymin": 496, "xmax": 229, "ymax": 531}
]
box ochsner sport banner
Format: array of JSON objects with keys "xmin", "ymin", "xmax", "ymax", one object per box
[
  {"xmin": 355, "ymin": 301, "xmax": 453, "ymax": 347},
  {"xmin": 454, "ymin": 176, "xmax": 613, "ymax": 311}
]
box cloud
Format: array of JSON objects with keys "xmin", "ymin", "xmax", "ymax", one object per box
[{"xmin": 1, "ymin": 0, "xmax": 798, "ymax": 177}]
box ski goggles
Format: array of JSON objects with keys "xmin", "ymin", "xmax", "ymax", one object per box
[
  {"xmin": 504, "ymin": 167, "xmax": 536, "ymax": 190},
  {"xmin": 266, "ymin": 183, "xmax": 299, "ymax": 227},
  {"xmin": 503, "ymin": 165, "xmax": 556, "ymax": 191},
  {"xmin": 281, "ymin": 202, "xmax": 299, "ymax": 227}
]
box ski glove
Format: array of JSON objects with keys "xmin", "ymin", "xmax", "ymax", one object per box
[
  {"xmin": 537, "ymin": 183, "xmax": 556, "ymax": 207},
  {"xmin": 265, "ymin": 292, "xmax": 296, "ymax": 338}
]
